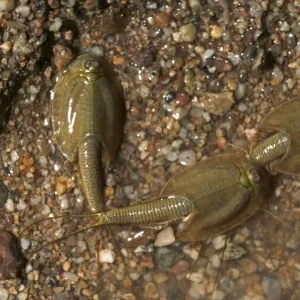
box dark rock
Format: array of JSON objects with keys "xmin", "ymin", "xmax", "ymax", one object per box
[
  {"xmin": 0, "ymin": 230, "xmax": 26, "ymax": 280},
  {"xmin": 0, "ymin": 181, "xmax": 8, "ymax": 208},
  {"xmin": 155, "ymin": 245, "xmax": 184, "ymax": 268}
]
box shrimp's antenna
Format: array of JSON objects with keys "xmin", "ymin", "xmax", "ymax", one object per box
[
  {"xmin": 209, "ymin": 234, "xmax": 229, "ymax": 300},
  {"xmin": 188, "ymin": 239, "xmax": 208, "ymax": 280},
  {"xmin": 260, "ymin": 207, "xmax": 293, "ymax": 230},
  {"xmin": 227, "ymin": 143, "xmax": 248, "ymax": 155},
  {"xmin": 28, "ymin": 222, "xmax": 104, "ymax": 259},
  {"xmin": 19, "ymin": 211, "xmax": 103, "ymax": 237}
]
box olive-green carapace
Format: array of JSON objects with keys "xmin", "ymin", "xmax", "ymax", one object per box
[{"xmin": 51, "ymin": 54, "xmax": 125, "ymax": 212}]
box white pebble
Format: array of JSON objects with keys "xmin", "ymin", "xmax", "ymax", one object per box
[
  {"xmin": 27, "ymin": 269, "xmax": 39, "ymax": 281},
  {"xmin": 49, "ymin": 18, "xmax": 62, "ymax": 32},
  {"xmin": 271, "ymin": 66, "xmax": 284, "ymax": 85},
  {"xmin": 166, "ymin": 151, "xmax": 178, "ymax": 162},
  {"xmin": 212, "ymin": 235, "xmax": 226, "ymax": 250},
  {"xmin": 210, "ymin": 254, "xmax": 221, "ymax": 268},
  {"xmin": 77, "ymin": 240, "xmax": 87, "ymax": 252},
  {"xmin": 129, "ymin": 272, "xmax": 140, "ymax": 280},
  {"xmin": 188, "ymin": 282, "xmax": 206, "ymax": 299},
  {"xmin": 172, "ymin": 107, "xmax": 188, "ymax": 120},
  {"xmin": 6, "ymin": 198, "xmax": 14, "ymax": 212},
  {"xmin": 25, "ymin": 263, "xmax": 33, "ymax": 273},
  {"xmin": 201, "ymin": 49, "xmax": 214, "ymax": 61},
  {"xmin": 228, "ymin": 52, "xmax": 241, "ymax": 66},
  {"xmin": 10, "ymin": 150, "xmax": 19, "ymax": 162},
  {"xmin": 30, "ymin": 196, "xmax": 41, "ymax": 206},
  {"xmin": 187, "ymin": 272, "xmax": 203, "ymax": 283},
  {"xmin": 179, "ymin": 150, "xmax": 196, "ymax": 166},
  {"xmin": 0, "ymin": 288, "xmax": 8, "ymax": 300},
  {"xmin": 234, "ymin": 83, "xmax": 245, "ymax": 100},
  {"xmin": 62, "ymin": 272, "xmax": 79, "ymax": 282},
  {"xmin": 18, "ymin": 284, "xmax": 25, "ymax": 292},
  {"xmin": 0, "ymin": 0, "xmax": 15, "ymax": 11},
  {"xmin": 17, "ymin": 292, "xmax": 27, "ymax": 300},
  {"xmin": 183, "ymin": 246, "xmax": 199, "ymax": 260},
  {"xmin": 238, "ymin": 102, "xmax": 247, "ymax": 112},
  {"xmin": 20, "ymin": 238, "xmax": 30, "ymax": 250},
  {"xmin": 189, "ymin": 0, "xmax": 201, "ymax": 9},
  {"xmin": 16, "ymin": 199, "xmax": 26, "ymax": 211},
  {"xmin": 59, "ymin": 195, "xmax": 69, "ymax": 209},
  {"xmin": 15, "ymin": 5, "xmax": 30, "ymax": 17},
  {"xmin": 42, "ymin": 204, "xmax": 50, "ymax": 215},
  {"xmin": 154, "ymin": 226, "xmax": 175, "ymax": 247},
  {"xmin": 138, "ymin": 85, "xmax": 150, "ymax": 98},
  {"xmin": 211, "ymin": 290, "xmax": 225, "ymax": 300},
  {"xmin": 39, "ymin": 156, "xmax": 48, "ymax": 166},
  {"xmin": 99, "ymin": 249, "xmax": 116, "ymax": 263},
  {"xmin": 202, "ymin": 112, "xmax": 211, "ymax": 122},
  {"xmin": 65, "ymin": 0, "xmax": 75, "ymax": 7}
]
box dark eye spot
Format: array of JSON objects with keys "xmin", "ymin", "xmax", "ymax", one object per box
[
  {"xmin": 249, "ymin": 168, "xmax": 261, "ymax": 183},
  {"xmin": 84, "ymin": 60, "xmax": 92, "ymax": 70}
]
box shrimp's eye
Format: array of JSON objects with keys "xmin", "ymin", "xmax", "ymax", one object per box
[
  {"xmin": 84, "ymin": 60, "xmax": 93, "ymax": 70},
  {"xmin": 249, "ymin": 168, "xmax": 261, "ymax": 183},
  {"xmin": 84, "ymin": 60, "xmax": 100, "ymax": 71}
]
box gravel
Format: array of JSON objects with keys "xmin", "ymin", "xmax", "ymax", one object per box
[{"xmin": 0, "ymin": 1, "xmax": 298, "ymax": 299}]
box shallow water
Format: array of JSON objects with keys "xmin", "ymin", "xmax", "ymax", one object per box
[{"xmin": 0, "ymin": 1, "xmax": 299, "ymax": 299}]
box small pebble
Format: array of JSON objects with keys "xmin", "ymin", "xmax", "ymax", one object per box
[
  {"xmin": 262, "ymin": 277, "xmax": 281, "ymax": 300},
  {"xmin": 154, "ymin": 226, "xmax": 175, "ymax": 247},
  {"xmin": 187, "ymin": 272, "xmax": 203, "ymax": 283},
  {"xmin": 227, "ymin": 268, "xmax": 240, "ymax": 280},
  {"xmin": 129, "ymin": 273, "xmax": 140, "ymax": 281},
  {"xmin": 53, "ymin": 44, "xmax": 73, "ymax": 71},
  {"xmin": 0, "ymin": 0, "xmax": 15, "ymax": 11},
  {"xmin": 210, "ymin": 25, "xmax": 223, "ymax": 39},
  {"xmin": 15, "ymin": 5, "xmax": 30, "ymax": 17},
  {"xmin": 62, "ymin": 272, "xmax": 79, "ymax": 282},
  {"xmin": 178, "ymin": 150, "xmax": 196, "ymax": 166},
  {"xmin": 49, "ymin": 18, "xmax": 62, "ymax": 32},
  {"xmin": 154, "ymin": 12, "xmax": 170, "ymax": 29},
  {"xmin": 243, "ymin": 259, "xmax": 258, "ymax": 273},
  {"xmin": 172, "ymin": 260, "xmax": 189, "ymax": 275},
  {"xmin": 172, "ymin": 107, "xmax": 188, "ymax": 120},
  {"xmin": 202, "ymin": 49, "xmax": 214, "ymax": 61},
  {"xmin": 179, "ymin": 23, "xmax": 197, "ymax": 42},
  {"xmin": 17, "ymin": 293, "xmax": 27, "ymax": 300},
  {"xmin": 20, "ymin": 238, "xmax": 30, "ymax": 250},
  {"xmin": 224, "ymin": 243, "xmax": 247, "ymax": 260},
  {"xmin": 188, "ymin": 282, "xmax": 206, "ymax": 299},
  {"xmin": 10, "ymin": 150, "xmax": 19, "ymax": 162},
  {"xmin": 211, "ymin": 290, "xmax": 225, "ymax": 300},
  {"xmin": 138, "ymin": 85, "xmax": 150, "ymax": 98},
  {"xmin": 176, "ymin": 91, "xmax": 190, "ymax": 106},
  {"xmin": 212, "ymin": 235, "xmax": 226, "ymax": 250},
  {"xmin": 189, "ymin": 0, "xmax": 201, "ymax": 9},
  {"xmin": 153, "ymin": 273, "xmax": 168, "ymax": 284},
  {"xmin": 27, "ymin": 270, "xmax": 39, "ymax": 281},
  {"xmin": 6, "ymin": 198, "xmax": 14, "ymax": 212},
  {"xmin": 63, "ymin": 261, "xmax": 71, "ymax": 272},
  {"xmin": 99, "ymin": 249, "xmax": 116, "ymax": 263},
  {"xmin": 201, "ymin": 92, "xmax": 234, "ymax": 115},
  {"xmin": 271, "ymin": 66, "xmax": 284, "ymax": 86},
  {"xmin": 0, "ymin": 288, "xmax": 8, "ymax": 300},
  {"xmin": 144, "ymin": 282, "xmax": 157, "ymax": 298}
]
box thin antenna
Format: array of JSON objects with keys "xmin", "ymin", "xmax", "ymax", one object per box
[
  {"xmin": 188, "ymin": 239, "xmax": 208, "ymax": 280},
  {"xmin": 28, "ymin": 222, "xmax": 104, "ymax": 259},
  {"xmin": 209, "ymin": 234, "xmax": 229, "ymax": 300},
  {"xmin": 260, "ymin": 207, "xmax": 293, "ymax": 230}
]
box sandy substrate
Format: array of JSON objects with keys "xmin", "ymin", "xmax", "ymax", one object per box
[{"xmin": 0, "ymin": 1, "xmax": 299, "ymax": 299}]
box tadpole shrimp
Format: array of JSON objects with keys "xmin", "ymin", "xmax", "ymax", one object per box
[{"xmin": 19, "ymin": 98, "xmax": 300, "ymax": 299}]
